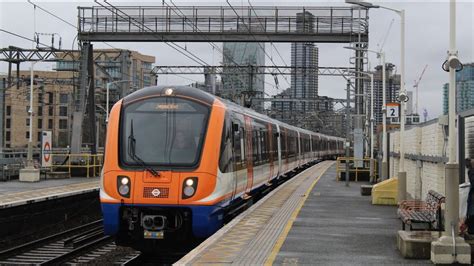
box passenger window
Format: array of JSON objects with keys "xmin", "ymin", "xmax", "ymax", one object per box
[{"xmin": 219, "ymin": 116, "xmax": 233, "ymax": 173}]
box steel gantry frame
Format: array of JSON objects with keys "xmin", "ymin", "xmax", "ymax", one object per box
[
  {"xmin": 78, "ymin": 5, "xmax": 368, "ymax": 43},
  {"xmin": 0, "ymin": 46, "xmax": 79, "ymax": 62}
]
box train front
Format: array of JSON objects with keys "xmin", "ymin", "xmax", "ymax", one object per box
[{"xmin": 100, "ymin": 86, "xmax": 225, "ymax": 249}]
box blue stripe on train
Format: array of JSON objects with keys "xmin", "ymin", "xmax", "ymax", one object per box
[
  {"xmin": 101, "ymin": 203, "xmax": 121, "ymax": 235},
  {"xmin": 101, "ymin": 203, "xmax": 224, "ymax": 238}
]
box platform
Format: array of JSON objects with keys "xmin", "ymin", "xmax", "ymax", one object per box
[
  {"xmin": 0, "ymin": 177, "xmax": 99, "ymax": 209},
  {"xmin": 177, "ymin": 161, "xmax": 431, "ymax": 265}
]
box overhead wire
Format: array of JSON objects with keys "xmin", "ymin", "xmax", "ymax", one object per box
[
  {"xmin": 226, "ymin": 0, "xmax": 291, "ymax": 89},
  {"xmin": 25, "ymin": 1, "xmax": 162, "ymax": 88},
  {"xmin": 27, "ymin": 0, "xmax": 118, "ymax": 50},
  {"xmin": 247, "ymin": 1, "xmax": 289, "ymax": 68},
  {"xmin": 0, "ymin": 29, "xmax": 51, "ymax": 48},
  {"xmin": 151, "ymin": 1, "xmax": 279, "ymax": 93},
  {"xmin": 98, "ymin": 1, "xmax": 209, "ymax": 67}
]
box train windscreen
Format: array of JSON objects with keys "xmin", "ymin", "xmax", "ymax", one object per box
[{"xmin": 121, "ymin": 96, "xmax": 210, "ymax": 168}]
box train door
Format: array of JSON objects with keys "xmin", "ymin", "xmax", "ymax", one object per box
[
  {"xmin": 275, "ymin": 124, "xmax": 282, "ymax": 178},
  {"xmin": 243, "ymin": 116, "xmax": 254, "ymax": 197},
  {"xmin": 297, "ymin": 131, "xmax": 301, "ymax": 167},
  {"xmin": 267, "ymin": 123, "xmax": 274, "ymax": 185},
  {"xmin": 231, "ymin": 114, "xmax": 247, "ymax": 200}
]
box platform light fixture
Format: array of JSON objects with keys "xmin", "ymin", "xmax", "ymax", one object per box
[{"xmin": 345, "ymin": 0, "xmax": 380, "ymax": 8}]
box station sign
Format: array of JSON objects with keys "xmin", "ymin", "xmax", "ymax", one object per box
[
  {"xmin": 41, "ymin": 131, "xmax": 52, "ymax": 167},
  {"xmin": 386, "ymin": 103, "xmax": 400, "ymax": 118}
]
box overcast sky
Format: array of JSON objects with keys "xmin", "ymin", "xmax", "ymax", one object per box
[{"xmin": 1, "ymin": 0, "xmax": 473, "ymax": 119}]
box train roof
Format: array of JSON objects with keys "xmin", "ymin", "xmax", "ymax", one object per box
[{"xmin": 126, "ymin": 85, "xmax": 344, "ymax": 141}]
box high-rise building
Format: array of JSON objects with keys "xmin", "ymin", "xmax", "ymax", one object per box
[
  {"xmin": 290, "ymin": 11, "xmax": 319, "ymax": 112},
  {"xmin": 222, "ymin": 42, "xmax": 265, "ymax": 112},
  {"xmin": 371, "ymin": 63, "xmax": 401, "ymax": 126},
  {"xmin": 270, "ymin": 11, "xmax": 320, "ymax": 131},
  {"xmin": 443, "ymin": 63, "xmax": 474, "ymax": 114}
]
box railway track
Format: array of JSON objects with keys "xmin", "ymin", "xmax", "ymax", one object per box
[
  {"xmin": 0, "ymin": 219, "xmax": 113, "ymax": 265},
  {"xmin": 0, "ymin": 162, "xmax": 323, "ymax": 265}
]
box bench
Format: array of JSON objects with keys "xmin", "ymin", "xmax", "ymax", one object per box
[{"xmin": 397, "ymin": 190, "xmax": 445, "ymax": 231}]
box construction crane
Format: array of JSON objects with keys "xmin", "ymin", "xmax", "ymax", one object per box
[{"xmin": 413, "ymin": 64, "xmax": 428, "ymax": 115}]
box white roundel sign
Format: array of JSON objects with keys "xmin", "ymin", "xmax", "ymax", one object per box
[
  {"xmin": 151, "ymin": 188, "xmax": 161, "ymax": 197},
  {"xmin": 41, "ymin": 131, "xmax": 52, "ymax": 167}
]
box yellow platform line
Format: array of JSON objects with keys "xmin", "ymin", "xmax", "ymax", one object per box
[{"xmin": 265, "ymin": 162, "xmax": 332, "ymax": 265}]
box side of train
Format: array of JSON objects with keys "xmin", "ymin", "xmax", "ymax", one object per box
[{"xmin": 100, "ymin": 86, "xmax": 344, "ymax": 249}]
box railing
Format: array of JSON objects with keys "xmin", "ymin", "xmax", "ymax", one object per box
[
  {"xmin": 78, "ymin": 6, "xmax": 368, "ymax": 36},
  {"xmin": 46, "ymin": 153, "xmax": 104, "ymax": 178},
  {"xmin": 336, "ymin": 157, "xmax": 377, "ymax": 182}
]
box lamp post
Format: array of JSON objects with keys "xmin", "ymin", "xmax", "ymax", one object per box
[
  {"xmin": 346, "ymin": 0, "xmax": 406, "ymax": 198},
  {"xmin": 106, "ymin": 80, "xmax": 130, "ymax": 123},
  {"xmin": 431, "ymin": 0, "xmax": 470, "ymax": 264},
  {"xmin": 19, "ymin": 61, "xmax": 41, "ymax": 182},
  {"xmin": 360, "ymin": 71, "xmax": 375, "ymax": 180}
]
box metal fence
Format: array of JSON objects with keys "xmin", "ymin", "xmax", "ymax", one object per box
[
  {"xmin": 336, "ymin": 157, "xmax": 377, "ymax": 182},
  {"xmin": 45, "ymin": 153, "xmax": 104, "ymax": 178}
]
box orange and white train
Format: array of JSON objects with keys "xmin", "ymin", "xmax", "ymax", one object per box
[{"xmin": 100, "ymin": 85, "xmax": 344, "ymax": 250}]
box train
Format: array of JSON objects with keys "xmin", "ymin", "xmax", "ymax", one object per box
[{"xmin": 100, "ymin": 85, "xmax": 344, "ymax": 250}]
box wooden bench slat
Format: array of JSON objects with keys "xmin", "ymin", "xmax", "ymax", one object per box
[{"xmin": 397, "ymin": 190, "xmax": 445, "ymax": 230}]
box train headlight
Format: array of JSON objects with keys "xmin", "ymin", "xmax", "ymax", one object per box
[
  {"xmin": 117, "ymin": 176, "xmax": 131, "ymax": 198},
  {"xmin": 182, "ymin": 177, "xmax": 198, "ymax": 199},
  {"xmin": 184, "ymin": 186, "xmax": 195, "ymax": 197},
  {"xmin": 185, "ymin": 179, "xmax": 194, "ymax": 186},
  {"xmin": 164, "ymin": 88, "xmax": 174, "ymax": 96},
  {"xmin": 121, "ymin": 177, "xmax": 129, "ymax": 185}
]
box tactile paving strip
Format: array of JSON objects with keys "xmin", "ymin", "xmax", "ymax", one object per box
[
  {"xmin": 0, "ymin": 181, "xmax": 99, "ymax": 209},
  {"xmin": 179, "ymin": 161, "xmax": 334, "ymax": 265}
]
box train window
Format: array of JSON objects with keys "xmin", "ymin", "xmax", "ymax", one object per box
[
  {"xmin": 241, "ymin": 129, "xmax": 246, "ymax": 163},
  {"xmin": 272, "ymin": 124, "xmax": 278, "ymax": 161},
  {"xmin": 232, "ymin": 123, "xmax": 241, "ymax": 163},
  {"xmin": 232, "ymin": 120, "xmax": 246, "ymax": 170},
  {"xmin": 252, "ymin": 130, "xmax": 259, "ymax": 165},
  {"xmin": 281, "ymin": 129, "xmax": 288, "ymax": 160},
  {"xmin": 303, "ymin": 135, "xmax": 309, "ymax": 154},
  {"xmin": 262, "ymin": 127, "xmax": 270, "ymax": 163},
  {"xmin": 219, "ymin": 114, "xmax": 233, "ymax": 173},
  {"xmin": 288, "ymin": 130, "xmax": 295, "ymax": 160},
  {"xmin": 121, "ymin": 96, "xmax": 209, "ymax": 168},
  {"xmin": 251, "ymin": 120, "xmax": 269, "ymax": 166}
]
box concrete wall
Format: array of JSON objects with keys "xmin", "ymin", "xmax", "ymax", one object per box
[{"xmin": 388, "ymin": 119, "xmax": 448, "ymax": 200}]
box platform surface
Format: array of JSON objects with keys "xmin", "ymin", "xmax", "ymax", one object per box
[
  {"xmin": 271, "ymin": 165, "xmax": 430, "ymax": 265},
  {"xmin": 0, "ymin": 177, "xmax": 99, "ymax": 209},
  {"xmin": 177, "ymin": 162, "xmax": 432, "ymax": 265}
]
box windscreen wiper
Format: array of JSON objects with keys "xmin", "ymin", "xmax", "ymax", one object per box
[{"xmin": 128, "ymin": 120, "xmax": 159, "ymax": 177}]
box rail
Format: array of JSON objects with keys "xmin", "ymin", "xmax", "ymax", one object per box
[
  {"xmin": 46, "ymin": 153, "xmax": 104, "ymax": 178},
  {"xmin": 0, "ymin": 220, "xmax": 107, "ymax": 264},
  {"xmin": 335, "ymin": 157, "xmax": 377, "ymax": 182}
]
